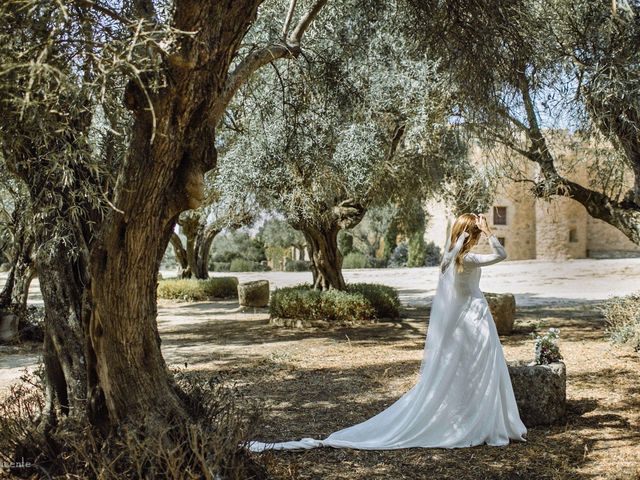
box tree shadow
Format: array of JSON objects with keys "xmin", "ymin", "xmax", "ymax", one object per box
[{"xmin": 232, "ymin": 357, "xmax": 636, "ymax": 480}]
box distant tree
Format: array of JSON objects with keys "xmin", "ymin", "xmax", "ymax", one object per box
[
  {"xmin": 258, "ymin": 217, "xmax": 307, "ymax": 257},
  {"xmin": 0, "ymin": 179, "xmax": 35, "ymax": 314},
  {"xmin": 169, "ymin": 178, "xmax": 255, "ymax": 279},
  {"xmin": 211, "ymin": 230, "xmax": 267, "ymax": 265},
  {"xmin": 349, "ymin": 204, "xmax": 398, "ymax": 261}
]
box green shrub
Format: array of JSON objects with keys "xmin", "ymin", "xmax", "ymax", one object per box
[
  {"xmin": 346, "ymin": 283, "xmax": 401, "ymax": 319},
  {"xmin": 284, "ymin": 259, "xmax": 310, "ymax": 272},
  {"xmin": 270, "ymin": 285, "xmax": 374, "ymax": 324},
  {"xmin": 424, "ymin": 241, "xmax": 442, "ymax": 267},
  {"xmin": 270, "ymin": 283, "xmax": 400, "ymax": 324},
  {"xmin": 212, "ymin": 262, "xmax": 231, "ymax": 272},
  {"xmin": 157, "ymin": 277, "xmax": 239, "ymax": 301},
  {"xmin": 602, "ymin": 293, "xmax": 640, "ymax": 352},
  {"xmin": 229, "ymin": 258, "xmax": 268, "ymax": 272},
  {"xmin": 342, "ymin": 252, "xmax": 370, "ymax": 269},
  {"xmin": 407, "ymin": 233, "xmax": 426, "ymax": 267},
  {"xmin": 388, "ymin": 242, "xmax": 408, "ymax": 268}
]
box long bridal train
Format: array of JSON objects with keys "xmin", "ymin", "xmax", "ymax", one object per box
[{"xmin": 248, "ymin": 231, "xmax": 527, "ymax": 452}]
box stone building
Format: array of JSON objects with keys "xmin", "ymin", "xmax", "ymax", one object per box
[{"xmin": 424, "ymin": 139, "xmax": 640, "ymax": 260}]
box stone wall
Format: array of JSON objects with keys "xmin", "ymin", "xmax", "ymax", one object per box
[
  {"xmin": 535, "ymin": 196, "xmax": 588, "ymax": 260},
  {"xmin": 587, "ymin": 216, "xmax": 640, "ymax": 257},
  {"xmin": 423, "ymin": 134, "xmax": 639, "ymax": 261}
]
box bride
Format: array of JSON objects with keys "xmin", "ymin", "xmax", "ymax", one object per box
[{"xmin": 249, "ymin": 213, "xmax": 527, "ymax": 451}]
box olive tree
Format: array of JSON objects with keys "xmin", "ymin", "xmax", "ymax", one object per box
[
  {"xmin": 407, "ymin": 0, "xmax": 640, "ymax": 244},
  {"xmin": 169, "ymin": 181, "xmax": 255, "ymax": 279},
  {"xmin": 219, "ymin": 0, "xmax": 461, "ymax": 289},
  {"xmin": 0, "ymin": 0, "xmax": 330, "ymax": 470}
]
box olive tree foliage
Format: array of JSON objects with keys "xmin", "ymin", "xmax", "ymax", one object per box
[
  {"xmin": 407, "ymin": 0, "xmax": 640, "ymax": 245},
  {"xmin": 219, "ymin": 0, "xmax": 464, "ymax": 289},
  {"xmin": 0, "ymin": 0, "xmax": 331, "ymax": 473}
]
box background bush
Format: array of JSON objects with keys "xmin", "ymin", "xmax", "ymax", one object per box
[
  {"xmin": 387, "ymin": 242, "xmax": 408, "ymax": 268},
  {"xmin": 284, "ymin": 259, "xmax": 310, "ymax": 272},
  {"xmin": 158, "ymin": 277, "xmax": 239, "ymax": 301},
  {"xmin": 270, "ymin": 283, "xmax": 400, "ymax": 324},
  {"xmin": 342, "ymin": 252, "xmax": 370, "ymax": 269},
  {"xmin": 602, "ymin": 293, "xmax": 640, "ymax": 352},
  {"xmin": 212, "ymin": 262, "xmax": 231, "ymax": 272},
  {"xmin": 229, "ymin": 258, "xmax": 269, "ymax": 272},
  {"xmin": 424, "ymin": 241, "xmax": 442, "ymax": 266}
]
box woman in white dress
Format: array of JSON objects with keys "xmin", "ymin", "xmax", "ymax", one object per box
[{"xmin": 249, "ymin": 213, "xmax": 527, "ymax": 451}]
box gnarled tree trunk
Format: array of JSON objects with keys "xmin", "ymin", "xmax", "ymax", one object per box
[
  {"xmin": 36, "ymin": 237, "xmax": 102, "ymax": 430},
  {"xmin": 303, "ymin": 224, "xmax": 346, "ymax": 291},
  {"xmin": 172, "ymin": 217, "xmax": 221, "ymax": 279},
  {"xmin": 0, "ymin": 207, "xmax": 35, "ymax": 315},
  {"xmin": 297, "ymin": 200, "xmax": 367, "ymax": 291},
  {"xmin": 88, "ymin": 1, "xmax": 266, "ymax": 427}
]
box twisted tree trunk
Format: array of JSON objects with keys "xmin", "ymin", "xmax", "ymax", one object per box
[
  {"xmin": 0, "ymin": 208, "xmax": 35, "ymax": 315},
  {"xmin": 303, "ymin": 224, "xmax": 346, "ymax": 291},
  {"xmin": 88, "ymin": 1, "xmax": 268, "ymax": 426},
  {"xmin": 172, "ymin": 218, "xmax": 221, "ymax": 279}
]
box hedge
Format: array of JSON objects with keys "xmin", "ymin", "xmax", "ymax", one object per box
[
  {"xmin": 157, "ymin": 277, "xmax": 239, "ymax": 301},
  {"xmin": 270, "ymin": 283, "xmax": 401, "ymax": 324}
]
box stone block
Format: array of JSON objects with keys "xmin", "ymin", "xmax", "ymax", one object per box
[
  {"xmin": 508, "ymin": 361, "xmax": 566, "ymax": 426},
  {"xmin": 485, "ymin": 292, "xmax": 516, "ymax": 335},
  {"xmin": 0, "ymin": 310, "xmax": 19, "ymax": 343},
  {"xmin": 238, "ymin": 280, "xmax": 270, "ymax": 307}
]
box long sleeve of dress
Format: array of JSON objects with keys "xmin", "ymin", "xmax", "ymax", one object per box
[{"xmin": 463, "ymin": 235, "xmax": 507, "ymax": 268}]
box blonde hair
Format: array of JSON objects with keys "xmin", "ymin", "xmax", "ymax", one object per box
[{"xmin": 449, "ymin": 213, "xmax": 482, "ymax": 272}]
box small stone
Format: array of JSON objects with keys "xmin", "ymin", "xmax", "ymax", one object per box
[
  {"xmin": 485, "ymin": 292, "xmax": 516, "ymax": 335},
  {"xmin": 508, "ymin": 360, "xmax": 566, "ymax": 426},
  {"xmin": 238, "ymin": 280, "xmax": 270, "ymax": 307},
  {"xmin": 157, "ymin": 272, "xmax": 163, "ymax": 281},
  {"xmin": 0, "ymin": 262, "xmax": 11, "ymax": 273},
  {"xmin": 0, "ymin": 311, "xmax": 19, "ymax": 343}
]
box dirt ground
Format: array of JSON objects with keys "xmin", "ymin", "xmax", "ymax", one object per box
[
  {"xmin": 159, "ymin": 300, "xmax": 639, "ymax": 480},
  {"xmin": 1, "ymin": 260, "xmax": 639, "ymax": 479}
]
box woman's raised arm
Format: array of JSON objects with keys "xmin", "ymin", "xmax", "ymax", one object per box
[{"xmin": 463, "ymin": 235, "xmax": 507, "ymax": 267}]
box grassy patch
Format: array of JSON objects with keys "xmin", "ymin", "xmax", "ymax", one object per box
[{"xmin": 157, "ymin": 277, "xmax": 239, "ymax": 301}]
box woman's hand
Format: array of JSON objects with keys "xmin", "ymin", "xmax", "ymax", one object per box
[{"xmin": 476, "ymin": 214, "xmax": 492, "ymax": 236}]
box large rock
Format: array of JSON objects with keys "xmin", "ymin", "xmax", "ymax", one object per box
[
  {"xmin": 508, "ymin": 361, "xmax": 566, "ymax": 426},
  {"xmin": 238, "ymin": 280, "xmax": 270, "ymax": 307},
  {"xmin": 484, "ymin": 292, "xmax": 516, "ymax": 335},
  {"xmin": 0, "ymin": 310, "xmax": 19, "ymax": 343}
]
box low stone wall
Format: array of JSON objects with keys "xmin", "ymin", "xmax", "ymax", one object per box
[{"xmin": 508, "ymin": 361, "xmax": 566, "ymax": 426}]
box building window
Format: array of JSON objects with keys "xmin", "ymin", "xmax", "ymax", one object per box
[
  {"xmin": 569, "ymin": 228, "xmax": 578, "ymax": 243},
  {"xmin": 497, "ymin": 237, "xmax": 506, "ymax": 247},
  {"xmin": 493, "ymin": 206, "xmax": 507, "ymax": 225}
]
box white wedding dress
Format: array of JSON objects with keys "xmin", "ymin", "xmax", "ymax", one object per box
[{"xmin": 248, "ymin": 233, "xmax": 527, "ymax": 452}]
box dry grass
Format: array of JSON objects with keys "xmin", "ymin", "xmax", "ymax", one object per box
[{"xmin": 164, "ymin": 301, "xmax": 640, "ymax": 480}]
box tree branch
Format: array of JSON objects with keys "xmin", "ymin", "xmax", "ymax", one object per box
[
  {"xmin": 282, "ymin": 0, "xmax": 298, "ymax": 37},
  {"xmin": 213, "ymin": 0, "xmax": 328, "ymax": 123}
]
